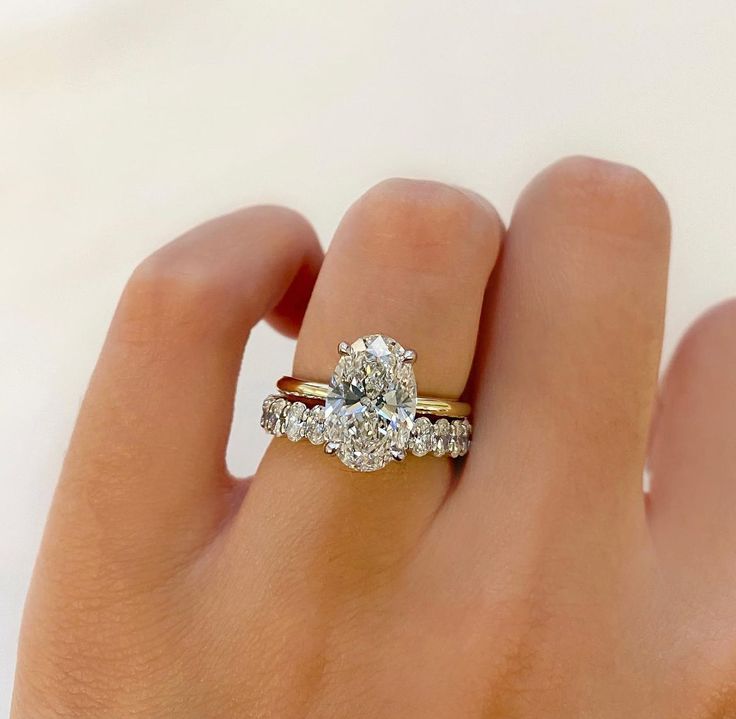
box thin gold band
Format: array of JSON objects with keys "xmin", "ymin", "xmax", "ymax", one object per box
[{"xmin": 276, "ymin": 376, "xmax": 471, "ymax": 418}]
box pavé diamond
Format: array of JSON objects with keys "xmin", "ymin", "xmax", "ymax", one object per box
[{"xmin": 325, "ymin": 334, "xmax": 417, "ymax": 471}]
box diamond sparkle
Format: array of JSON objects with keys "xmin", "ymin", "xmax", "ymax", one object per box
[{"xmin": 325, "ymin": 334, "xmax": 417, "ymax": 472}]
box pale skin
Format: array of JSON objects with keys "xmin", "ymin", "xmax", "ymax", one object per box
[{"xmin": 11, "ymin": 156, "xmax": 736, "ymax": 718}]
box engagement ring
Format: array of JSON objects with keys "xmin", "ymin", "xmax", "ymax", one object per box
[{"xmin": 261, "ymin": 334, "xmax": 472, "ymax": 472}]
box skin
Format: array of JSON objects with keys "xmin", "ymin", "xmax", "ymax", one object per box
[{"xmin": 11, "ymin": 156, "xmax": 736, "ymax": 718}]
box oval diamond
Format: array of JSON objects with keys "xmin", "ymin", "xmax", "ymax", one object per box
[
  {"xmin": 451, "ymin": 419, "xmax": 470, "ymax": 457},
  {"xmin": 410, "ymin": 416, "xmax": 433, "ymax": 457},
  {"xmin": 432, "ymin": 418, "xmax": 452, "ymax": 457},
  {"xmin": 260, "ymin": 395, "xmax": 276, "ymax": 428},
  {"xmin": 305, "ymin": 405, "xmax": 327, "ymax": 445},
  {"xmin": 285, "ymin": 402, "xmax": 307, "ymax": 442},
  {"xmin": 266, "ymin": 397, "xmax": 287, "ymax": 436},
  {"xmin": 325, "ymin": 335, "xmax": 417, "ymax": 472}
]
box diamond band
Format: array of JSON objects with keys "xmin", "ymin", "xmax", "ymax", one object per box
[
  {"xmin": 259, "ymin": 334, "xmax": 472, "ymax": 472},
  {"xmin": 261, "ymin": 394, "xmax": 471, "ymax": 460}
]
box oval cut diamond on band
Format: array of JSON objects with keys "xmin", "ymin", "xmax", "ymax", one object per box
[{"xmin": 260, "ymin": 334, "xmax": 472, "ymax": 472}]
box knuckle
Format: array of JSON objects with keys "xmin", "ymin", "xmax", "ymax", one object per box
[
  {"xmin": 230, "ymin": 204, "xmax": 316, "ymax": 247},
  {"xmin": 527, "ymin": 155, "xmax": 670, "ymax": 245},
  {"xmin": 117, "ymin": 249, "xmax": 226, "ymax": 345},
  {"xmin": 114, "ymin": 205, "xmax": 316, "ymax": 348},
  {"xmin": 543, "ymin": 155, "xmax": 658, "ymax": 198},
  {"xmin": 346, "ymin": 178, "xmax": 500, "ymax": 269},
  {"xmin": 673, "ymin": 299, "xmax": 736, "ymax": 367},
  {"xmin": 16, "ymin": 602, "xmax": 185, "ymax": 717},
  {"xmin": 131, "ymin": 247, "xmax": 224, "ymax": 309},
  {"xmin": 688, "ymin": 298, "xmax": 736, "ymax": 340},
  {"xmin": 360, "ymin": 177, "xmax": 481, "ymax": 228}
]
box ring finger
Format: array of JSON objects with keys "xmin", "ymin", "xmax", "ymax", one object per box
[{"xmin": 237, "ymin": 178, "xmax": 501, "ymax": 558}]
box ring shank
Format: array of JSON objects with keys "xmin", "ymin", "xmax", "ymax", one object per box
[{"xmin": 276, "ymin": 376, "xmax": 471, "ymax": 418}]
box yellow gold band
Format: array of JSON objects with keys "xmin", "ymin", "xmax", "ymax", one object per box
[{"xmin": 276, "ymin": 376, "xmax": 471, "ymax": 418}]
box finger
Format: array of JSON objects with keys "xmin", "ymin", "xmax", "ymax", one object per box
[
  {"xmin": 54, "ymin": 206, "xmax": 321, "ymax": 559},
  {"xmin": 455, "ymin": 156, "xmax": 670, "ymax": 532},
  {"xmin": 244, "ymin": 179, "xmax": 501, "ymax": 554},
  {"xmin": 648, "ymin": 300, "xmax": 736, "ymax": 587},
  {"xmin": 266, "ymin": 254, "xmax": 323, "ymax": 338},
  {"xmin": 293, "ymin": 181, "xmax": 501, "ymax": 397}
]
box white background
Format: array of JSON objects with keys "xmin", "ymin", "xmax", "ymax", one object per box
[{"xmin": 1, "ymin": 0, "xmax": 735, "ymax": 710}]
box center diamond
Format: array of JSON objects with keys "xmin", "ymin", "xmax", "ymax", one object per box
[{"xmin": 325, "ymin": 334, "xmax": 417, "ymax": 472}]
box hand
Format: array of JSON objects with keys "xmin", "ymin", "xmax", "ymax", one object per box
[{"xmin": 12, "ymin": 157, "xmax": 736, "ymax": 718}]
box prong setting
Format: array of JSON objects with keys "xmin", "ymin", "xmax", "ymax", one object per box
[
  {"xmin": 261, "ymin": 335, "xmax": 471, "ymax": 472},
  {"xmin": 324, "ymin": 441, "xmax": 340, "ymax": 455},
  {"xmin": 390, "ymin": 448, "xmax": 406, "ymax": 462}
]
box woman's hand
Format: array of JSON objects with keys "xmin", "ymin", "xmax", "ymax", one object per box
[{"xmin": 12, "ymin": 157, "xmax": 736, "ymax": 718}]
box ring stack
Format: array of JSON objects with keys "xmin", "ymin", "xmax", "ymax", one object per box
[{"xmin": 260, "ymin": 334, "xmax": 472, "ymax": 473}]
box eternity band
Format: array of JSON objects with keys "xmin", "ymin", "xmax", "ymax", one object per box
[{"xmin": 260, "ymin": 334, "xmax": 472, "ymax": 473}]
